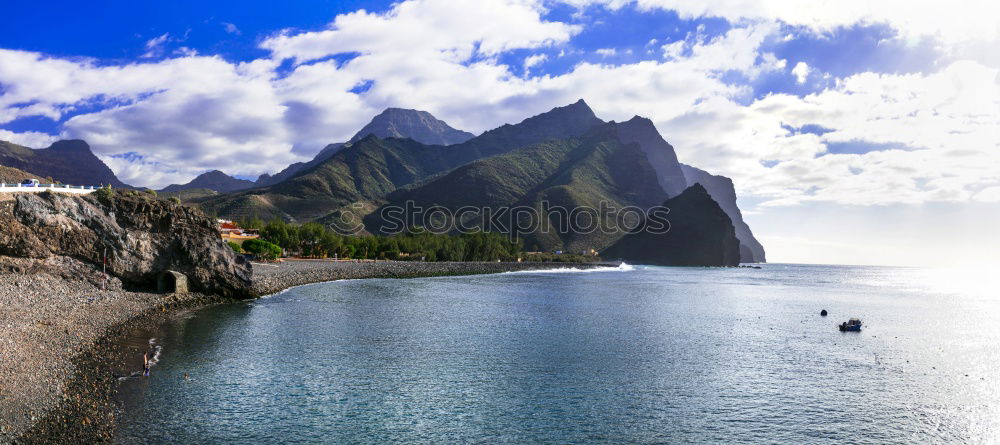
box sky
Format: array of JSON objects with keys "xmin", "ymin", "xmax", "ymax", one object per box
[{"xmin": 1, "ymin": 0, "xmax": 999, "ymax": 267}]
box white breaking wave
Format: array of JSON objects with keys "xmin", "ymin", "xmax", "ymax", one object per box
[{"xmin": 502, "ymin": 263, "xmax": 636, "ymax": 274}]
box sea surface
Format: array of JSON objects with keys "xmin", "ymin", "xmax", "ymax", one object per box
[{"xmin": 115, "ymin": 264, "xmax": 1000, "ymax": 443}]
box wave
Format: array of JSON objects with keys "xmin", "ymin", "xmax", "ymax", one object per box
[{"xmin": 503, "ymin": 262, "xmax": 636, "ymax": 274}]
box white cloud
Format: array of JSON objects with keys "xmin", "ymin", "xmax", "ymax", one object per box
[
  {"xmin": 262, "ymin": 0, "xmax": 579, "ymax": 64},
  {"xmin": 0, "ymin": 129, "xmax": 58, "ymax": 148},
  {"xmin": 791, "ymin": 61, "xmax": 809, "ymax": 83},
  {"xmin": 523, "ymin": 53, "xmax": 548, "ymax": 74},
  {"xmin": 564, "ymin": 0, "xmax": 1000, "ymax": 49},
  {"xmin": 974, "ymin": 186, "xmax": 1000, "ymax": 203},
  {"xmin": 0, "ymin": 0, "xmax": 996, "ymax": 208},
  {"xmin": 142, "ymin": 33, "xmax": 170, "ymax": 58},
  {"xmin": 595, "ymin": 48, "xmax": 616, "ymax": 57}
]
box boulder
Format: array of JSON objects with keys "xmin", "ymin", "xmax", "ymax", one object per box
[{"xmin": 0, "ymin": 190, "xmax": 253, "ymax": 298}]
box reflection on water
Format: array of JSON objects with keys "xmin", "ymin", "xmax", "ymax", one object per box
[{"xmin": 116, "ymin": 264, "xmax": 1000, "ymax": 443}]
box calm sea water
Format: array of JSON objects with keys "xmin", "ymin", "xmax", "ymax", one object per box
[{"xmin": 116, "ymin": 264, "xmax": 1000, "ymax": 443}]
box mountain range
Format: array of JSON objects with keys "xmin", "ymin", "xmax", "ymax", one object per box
[{"xmin": 0, "ymin": 100, "xmax": 766, "ymax": 265}]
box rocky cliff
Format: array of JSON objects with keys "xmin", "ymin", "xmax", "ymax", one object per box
[
  {"xmin": 0, "ymin": 191, "xmax": 253, "ymax": 298},
  {"xmin": 601, "ymin": 184, "xmax": 741, "ymax": 267},
  {"xmin": 680, "ymin": 164, "xmax": 766, "ymax": 263}
]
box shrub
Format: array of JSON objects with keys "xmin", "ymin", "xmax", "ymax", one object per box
[
  {"xmin": 144, "ymin": 189, "xmax": 158, "ymax": 197},
  {"xmin": 92, "ymin": 186, "xmax": 115, "ymax": 201},
  {"xmin": 169, "ymin": 197, "xmax": 181, "ymax": 204},
  {"xmin": 242, "ymin": 238, "xmax": 282, "ymax": 261},
  {"xmin": 227, "ymin": 241, "xmax": 242, "ymax": 253}
]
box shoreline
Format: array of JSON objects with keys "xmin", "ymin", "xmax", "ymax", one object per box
[{"xmin": 5, "ymin": 260, "xmax": 603, "ymax": 443}]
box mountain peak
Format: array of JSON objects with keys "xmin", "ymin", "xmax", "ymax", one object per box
[
  {"xmin": 47, "ymin": 139, "xmax": 92, "ymax": 153},
  {"xmin": 550, "ymin": 99, "xmax": 597, "ymax": 119},
  {"xmin": 350, "ymin": 108, "xmax": 475, "ymax": 145},
  {"xmin": 159, "ymin": 170, "xmax": 255, "ymax": 194}
]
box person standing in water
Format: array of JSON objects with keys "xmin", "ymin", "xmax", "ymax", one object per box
[{"xmin": 143, "ymin": 350, "xmax": 151, "ymax": 376}]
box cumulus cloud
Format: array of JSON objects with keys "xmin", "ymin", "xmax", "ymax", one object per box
[
  {"xmin": 0, "ymin": 129, "xmax": 58, "ymax": 148},
  {"xmin": 791, "ymin": 61, "xmax": 809, "ymax": 83},
  {"xmin": 262, "ymin": 0, "xmax": 579, "ymax": 64},
  {"xmin": 523, "ymin": 53, "xmax": 548, "ymax": 75}
]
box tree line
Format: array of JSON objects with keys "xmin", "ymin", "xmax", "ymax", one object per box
[{"xmin": 236, "ymin": 219, "xmax": 524, "ymax": 262}]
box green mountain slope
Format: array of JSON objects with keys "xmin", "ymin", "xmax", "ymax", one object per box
[
  {"xmin": 366, "ymin": 122, "xmax": 669, "ymax": 253},
  {"xmin": 194, "ymin": 100, "xmax": 605, "ymax": 222}
]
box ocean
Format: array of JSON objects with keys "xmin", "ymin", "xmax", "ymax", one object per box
[{"xmin": 115, "ymin": 264, "xmax": 1000, "ymax": 443}]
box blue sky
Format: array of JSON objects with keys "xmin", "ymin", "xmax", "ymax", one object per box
[{"xmin": 1, "ymin": 0, "xmax": 998, "ymax": 266}]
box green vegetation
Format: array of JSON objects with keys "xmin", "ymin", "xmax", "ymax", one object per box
[
  {"xmin": 194, "ymin": 101, "xmax": 601, "ymax": 223},
  {"xmin": 92, "ymin": 186, "xmax": 115, "ymax": 201},
  {"xmin": 243, "ymin": 218, "xmax": 526, "ymax": 262},
  {"xmin": 169, "ymin": 197, "xmax": 182, "ymax": 204},
  {"xmin": 241, "ymin": 238, "xmax": 282, "ymax": 261},
  {"xmin": 227, "ymin": 241, "xmax": 242, "ymax": 253},
  {"xmin": 144, "ymin": 189, "xmax": 157, "ymax": 196}
]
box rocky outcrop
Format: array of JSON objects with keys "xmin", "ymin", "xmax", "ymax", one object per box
[
  {"xmin": 680, "ymin": 164, "xmax": 766, "ymax": 263},
  {"xmin": 601, "ymin": 184, "xmax": 741, "ymax": 267},
  {"xmin": 0, "ymin": 191, "xmax": 253, "ymax": 298}
]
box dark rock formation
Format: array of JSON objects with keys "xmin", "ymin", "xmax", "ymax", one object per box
[
  {"xmin": 0, "ymin": 139, "xmax": 129, "ymax": 187},
  {"xmin": 160, "ymin": 170, "xmax": 256, "ymax": 194},
  {"xmin": 680, "ymin": 164, "xmax": 766, "ymax": 263},
  {"xmin": 0, "ymin": 191, "xmax": 253, "ymax": 298},
  {"xmin": 601, "ymin": 184, "xmax": 741, "ymax": 267},
  {"xmin": 350, "ymin": 108, "xmax": 475, "ymax": 145}
]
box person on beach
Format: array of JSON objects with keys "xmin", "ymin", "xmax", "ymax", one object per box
[{"xmin": 143, "ymin": 351, "xmax": 151, "ymax": 376}]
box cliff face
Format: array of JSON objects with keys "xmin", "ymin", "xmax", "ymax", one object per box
[
  {"xmin": 0, "ymin": 191, "xmax": 253, "ymax": 299},
  {"xmin": 601, "ymin": 184, "xmax": 741, "ymax": 267},
  {"xmin": 679, "ymin": 164, "xmax": 766, "ymax": 263}
]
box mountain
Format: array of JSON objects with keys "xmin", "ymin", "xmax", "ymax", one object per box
[
  {"xmin": 366, "ymin": 121, "xmax": 668, "ymax": 252},
  {"xmin": 0, "ymin": 165, "xmax": 53, "ymax": 184},
  {"xmin": 256, "ymin": 108, "xmax": 471, "ymax": 188},
  {"xmin": 601, "ymin": 184, "xmax": 741, "ymax": 266},
  {"xmin": 616, "ymin": 116, "xmax": 688, "ymax": 197},
  {"xmin": 0, "ymin": 139, "xmax": 128, "ymax": 187},
  {"xmin": 194, "ymin": 100, "xmax": 606, "ymax": 222},
  {"xmin": 255, "ymin": 143, "xmax": 345, "ymax": 187},
  {"xmin": 680, "ymin": 164, "xmax": 766, "ymax": 263},
  {"xmin": 349, "ymin": 108, "xmax": 475, "ymax": 145},
  {"xmin": 159, "ymin": 170, "xmax": 256, "ymax": 194}
]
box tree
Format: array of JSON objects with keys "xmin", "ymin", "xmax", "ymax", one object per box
[{"xmin": 242, "ymin": 239, "xmax": 282, "ymax": 261}]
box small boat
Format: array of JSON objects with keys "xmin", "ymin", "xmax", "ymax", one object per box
[{"xmin": 838, "ymin": 318, "xmax": 862, "ymax": 332}]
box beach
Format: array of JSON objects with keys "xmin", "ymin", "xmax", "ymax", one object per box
[{"xmin": 0, "ymin": 259, "xmax": 600, "ymax": 443}]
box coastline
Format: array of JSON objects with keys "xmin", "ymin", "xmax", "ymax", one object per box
[{"xmin": 3, "ymin": 259, "xmax": 602, "ymax": 443}]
